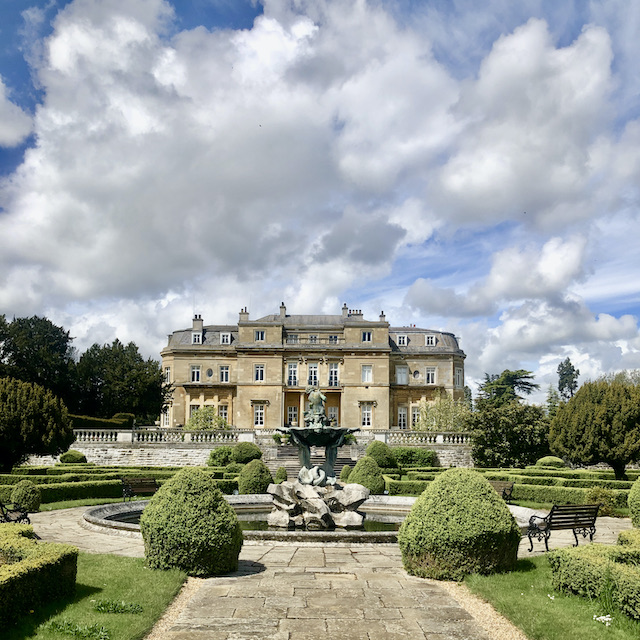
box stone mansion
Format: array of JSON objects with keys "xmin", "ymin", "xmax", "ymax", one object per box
[{"xmin": 160, "ymin": 303, "xmax": 466, "ymax": 431}]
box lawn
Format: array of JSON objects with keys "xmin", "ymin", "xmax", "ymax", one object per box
[
  {"xmin": 465, "ymin": 555, "xmax": 640, "ymax": 640},
  {"xmin": 5, "ymin": 553, "xmax": 186, "ymax": 640}
]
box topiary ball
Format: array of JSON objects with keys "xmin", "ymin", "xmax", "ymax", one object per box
[
  {"xmin": 208, "ymin": 446, "xmax": 233, "ymax": 467},
  {"xmin": 398, "ymin": 468, "xmax": 521, "ymax": 581},
  {"xmin": 232, "ymin": 442, "xmax": 263, "ymax": 464},
  {"xmin": 140, "ymin": 468, "xmax": 242, "ymax": 576},
  {"xmin": 11, "ymin": 480, "xmax": 41, "ymax": 512},
  {"xmin": 59, "ymin": 450, "xmax": 87, "ymax": 464},
  {"xmin": 340, "ymin": 465, "xmax": 352, "ymax": 482},
  {"xmin": 365, "ymin": 441, "xmax": 398, "ymax": 468},
  {"xmin": 535, "ymin": 456, "xmax": 565, "ymax": 468},
  {"xmin": 237, "ymin": 459, "xmax": 273, "ymax": 494},
  {"xmin": 348, "ymin": 456, "xmax": 385, "ymax": 494},
  {"xmin": 629, "ymin": 477, "xmax": 640, "ymax": 528},
  {"xmin": 274, "ymin": 467, "xmax": 287, "ymax": 484},
  {"xmin": 225, "ymin": 462, "xmax": 244, "ymax": 474}
]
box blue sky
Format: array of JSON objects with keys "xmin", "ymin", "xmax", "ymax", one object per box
[{"xmin": 1, "ymin": 0, "xmax": 640, "ymax": 402}]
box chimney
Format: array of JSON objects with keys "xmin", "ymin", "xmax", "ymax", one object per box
[
  {"xmin": 192, "ymin": 314, "xmax": 203, "ymax": 332},
  {"xmin": 342, "ymin": 303, "xmax": 349, "ymax": 318},
  {"xmin": 280, "ymin": 302, "xmax": 287, "ymax": 318},
  {"xmin": 239, "ymin": 307, "xmax": 249, "ymax": 322},
  {"xmin": 379, "ymin": 310, "xmax": 386, "ymax": 322}
]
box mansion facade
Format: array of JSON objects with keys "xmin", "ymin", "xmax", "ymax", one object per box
[{"xmin": 160, "ymin": 303, "xmax": 466, "ymax": 431}]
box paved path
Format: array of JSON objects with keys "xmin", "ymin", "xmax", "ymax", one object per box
[{"xmin": 29, "ymin": 507, "xmax": 633, "ymax": 640}]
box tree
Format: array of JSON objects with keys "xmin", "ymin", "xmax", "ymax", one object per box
[
  {"xmin": 477, "ymin": 369, "xmax": 539, "ymax": 408},
  {"xmin": 0, "ymin": 377, "xmax": 74, "ymax": 472},
  {"xmin": 76, "ymin": 339, "xmax": 167, "ymax": 423},
  {"xmin": 186, "ymin": 406, "xmax": 229, "ymax": 430},
  {"xmin": 545, "ymin": 385, "xmax": 561, "ymax": 418},
  {"xmin": 0, "ymin": 315, "xmax": 76, "ymax": 406},
  {"xmin": 557, "ymin": 357, "xmax": 579, "ymax": 400},
  {"xmin": 549, "ymin": 378, "xmax": 640, "ymax": 480},
  {"xmin": 467, "ymin": 402, "xmax": 550, "ymax": 468},
  {"xmin": 413, "ymin": 393, "xmax": 471, "ymax": 432}
]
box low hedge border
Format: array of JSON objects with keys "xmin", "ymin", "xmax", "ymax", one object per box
[
  {"xmin": 512, "ymin": 483, "xmax": 629, "ymax": 507},
  {"xmin": 385, "ymin": 477, "xmax": 430, "ymax": 496},
  {"xmin": 0, "ymin": 524, "xmax": 78, "ymax": 626}
]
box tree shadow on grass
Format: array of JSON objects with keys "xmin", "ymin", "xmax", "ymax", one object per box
[
  {"xmin": 4, "ymin": 582, "xmax": 102, "ymax": 640},
  {"xmin": 513, "ymin": 558, "xmax": 537, "ymax": 573}
]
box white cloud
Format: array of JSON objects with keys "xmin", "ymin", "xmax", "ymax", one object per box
[{"xmin": 0, "ymin": 78, "xmax": 32, "ymax": 147}]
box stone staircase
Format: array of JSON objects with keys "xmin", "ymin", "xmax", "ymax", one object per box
[{"xmin": 264, "ymin": 447, "xmax": 355, "ymax": 481}]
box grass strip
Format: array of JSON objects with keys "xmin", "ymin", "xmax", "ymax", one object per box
[
  {"xmin": 4, "ymin": 553, "xmax": 186, "ymax": 640},
  {"xmin": 465, "ymin": 555, "xmax": 640, "ymax": 640}
]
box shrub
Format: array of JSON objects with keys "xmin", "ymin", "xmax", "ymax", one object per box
[
  {"xmin": 340, "ymin": 465, "xmax": 352, "ymax": 482},
  {"xmin": 140, "ymin": 468, "xmax": 242, "ymax": 576},
  {"xmin": 11, "ymin": 480, "xmax": 41, "ymax": 512},
  {"xmin": 629, "ymin": 477, "xmax": 640, "ymax": 527},
  {"xmin": 348, "ymin": 457, "xmax": 385, "ymax": 494},
  {"xmin": 535, "ymin": 455, "xmax": 565, "ymax": 468},
  {"xmin": 398, "ymin": 469, "xmax": 521, "ymax": 581},
  {"xmin": 59, "ymin": 450, "xmax": 87, "ymax": 464},
  {"xmin": 274, "ymin": 467, "xmax": 287, "ymax": 484},
  {"xmin": 237, "ymin": 459, "xmax": 273, "ymax": 494},
  {"xmin": 385, "ymin": 478, "xmax": 430, "ymax": 496},
  {"xmin": 232, "ymin": 442, "xmax": 262, "ymax": 464},
  {"xmin": 585, "ymin": 486, "xmax": 617, "ymax": 517},
  {"xmin": 618, "ymin": 529, "xmax": 640, "ymax": 547},
  {"xmin": 392, "ymin": 447, "xmax": 437, "ymax": 467},
  {"xmin": 208, "ymin": 446, "xmax": 233, "ymax": 467},
  {"xmin": 225, "ymin": 462, "xmax": 244, "ymax": 474},
  {"xmin": 365, "ymin": 441, "xmax": 397, "ymax": 468}
]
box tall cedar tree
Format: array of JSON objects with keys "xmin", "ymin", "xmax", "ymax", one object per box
[
  {"xmin": 477, "ymin": 369, "xmax": 539, "ymax": 408},
  {"xmin": 0, "ymin": 377, "xmax": 74, "ymax": 472},
  {"xmin": 549, "ymin": 379, "xmax": 640, "ymax": 480}
]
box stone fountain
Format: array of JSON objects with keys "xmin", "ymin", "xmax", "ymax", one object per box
[{"xmin": 267, "ymin": 388, "xmax": 369, "ymax": 530}]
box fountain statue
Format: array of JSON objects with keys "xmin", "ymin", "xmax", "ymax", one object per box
[{"xmin": 267, "ymin": 387, "xmax": 368, "ymax": 530}]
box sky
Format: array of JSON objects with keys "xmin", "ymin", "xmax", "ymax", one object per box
[{"xmin": 1, "ymin": 0, "xmax": 640, "ymax": 403}]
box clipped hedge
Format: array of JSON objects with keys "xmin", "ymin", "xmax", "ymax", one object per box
[
  {"xmin": 68, "ymin": 414, "xmax": 131, "ymax": 430},
  {"xmin": 629, "ymin": 477, "xmax": 640, "ymax": 527},
  {"xmin": 618, "ymin": 529, "xmax": 640, "ymax": 547},
  {"xmin": 385, "ymin": 477, "xmax": 429, "ymax": 496},
  {"xmin": 232, "ymin": 442, "xmax": 262, "ymax": 464},
  {"xmin": 535, "ymin": 456, "xmax": 565, "ymax": 468},
  {"xmin": 237, "ymin": 460, "xmax": 273, "ymax": 494},
  {"xmin": 11, "ymin": 480, "xmax": 41, "ymax": 512},
  {"xmin": 399, "ymin": 469, "xmax": 520, "ymax": 581},
  {"xmin": 59, "ymin": 450, "xmax": 87, "ymax": 464},
  {"xmin": 208, "ymin": 446, "xmax": 234, "ymax": 467},
  {"xmin": 391, "ymin": 447, "xmax": 437, "ymax": 467},
  {"xmin": 340, "ymin": 465, "xmax": 352, "ymax": 482},
  {"xmin": 548, "ymin": 545, "xmax": 640, "ymax": 620},
  {"xmin": 365, "ymin": 441, "xmax": 398, "ymax": 468},
  {"xmin": 0, "ymin": 524, "xmax": 78, "ymax": 626},
  {"xmin": 274, "ymin": 467, "xmax": 287, "ymax": 484},
  {"xmin": 348, "ymin": 456, "xmax": 385, "ymax": 494},
  {"xmin": 512, "ymin": 482, "xmax": 629, "ymax": 507}
]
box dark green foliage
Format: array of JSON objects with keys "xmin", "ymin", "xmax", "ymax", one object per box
[
  {"xmin": 385, "ymin": 478, "xmax": 430, "ymax": 496},
  {"xmin": 0, "ymin": 377, "xmax": 74, "ymax": 473},
  {"xmin": 468, "ymin": 401, "xmax": 550, "ymax": 468},
  {"xmin": 10, "ymin": 480, "xmax": 41, "ymax": 511},
  {"xmin": 274, "ymin": 467, "xmax": 287, "ymax": 484},
  {"xmin": 340, "ymin": 465, "xmax": 351, "ymax": 482},
  {"xmin": 629, "ymin": 478, "xmax": 640, "ymax": 527},
  {"xmin": 0, "ymin": 524, "xmax": 78, "ymax": 626},
  {"xmin": 550, "ymin": 379, "xmax": 640, "ymax": 480},
  {"xmin": 391, "ymin": 447, "xmax": 437, "ymax": 467},
  {"xmin": 60, "ymin": 450, "xmax": 88, "ymax": 464},
  {"xmin": 585, "ymin": 486, "xmax": 617, "ymax": 516},
  {"xmin": 548, "ymin": 545, "xmax": 640, "ymax": 620},
  {"xmin": 398, "ymin": 469, "xmax": 520, "ymax": 581},
  {"xmin": 477, "ymin": 369, "xmax": 539, "ymax": 407},
  {"xmin": 232, "ymin": 442, "xmax": 262, "ymax": 464},
  {"xmin": 557, "ymin": 357, "xmax": 580, "ymax": 400},
  {"xmin": 111, "ymin": 413, "xmax": 135, "ymax": 427},
  {"xmin": 225, "ymin": 462, "xmax": 244, "ymax": 474},
  {"xmin": 237, "ymin": 459, "xmax": 273, "ymax": 494},
  {"xmin": 348, "ymin": 456, "xmax": 385, "ymax": 494},
  {"xmin": 534, "ymin": 455, "xmax": 565, "ymax": 468},
  {"xmin": 365, "ymin": 441, "xmax": 397, "ymax": 468},
  {"xmin": 140, "ymin": 468, "xmax": 242, "ymax": 576},
  {"xmin": 618, "ymin": 529, "xmax": 640, "ymax": 547},
  {"xmin": 207, "ymin": 446, "xmax": 233, "ymax": 467},
  {"xmin": 512, "ymin": 483, "xmax": 629, "ymax": 508},
  {"xmin": 68, "ymin": 414, "xmax": 132, "ymax": 429},
  {"xmin": 93, "ymin": 599, "xmax": 143, "ymax": 614}
]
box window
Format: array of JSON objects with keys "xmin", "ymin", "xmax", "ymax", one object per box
[
  {"xmin": 397, "ymin": 335, "xmax": 407, "ymax": 346},
  {"xmin": 254, "ymin": 364, "xmax": 265, "ymax": 382},
  {"xmin": 309, "ymin": 335, "xmax": 318, "ymax": 344},
  {"xmin": 328, "ymin": 406, "xmax": 338, "ymax": 425},
  {"xmin": 220, "ymin": 333, "xmax": 231, "ymax": 345},
  {"xmin": 398, "ymin": 407, "xmax": 408, "ymax": 429},
  {"xmin": 162, "ymin": 411, "xmax": 170, "ymax": 427},
  {"xmin": 425, "ymin": 335, "xmax": 435, "ymax": 346},
  {"xmin": 218, "ymin": 405, "xmax": 228, "ymax": 421},
  {"xmin": 286, "ymin": 334, "xmax": 298, "ymax": 344},
  {"xmin": 425, "ymin": 367, "xmax": 436, "ymax": 384},
  {"xmin": 219, "ymin": 366, "xmax": 229, "ymax": 383},
  {"xmin": 361, "ymin": 364, "xmax": 372, "ymax": 383},
  {"xmin": 328, "ymin": 363, "xmax": 339, "ymax": 387},
  {"xmin": 396, "ymin": 365, "xmax": 408, "ymax": 385},
  {"xmin": 455, "ymin": 368, "xmax": 464, "ymax": 388},
  {"xmin": 189, "ymin": 404, "xmax": 200, "ymax": 418},
  {"xmin": 287, "ymin": 405, "xmax": 298, "ymax": 426},
  {"xmin": 287, "ymin": 362, "xmax": 298, "ymax": 386},
  {"xmin": 308, "ymin": 363, "xmax": 318, "ymax": 386},
  {"xmin": 362, "ymin": 331, "xmax": 372, "ymax": 342},
  {"xmin": 164, "ymin": 367, "xmax": 171, "ymax": 384},
  {"xmin": 192, "ymin": 332, "xmax": 201, "ymax": 344},
  {"xmin": 361, "ymin": 402, "xmax": 372, "ymax": 427},
  {"xmin": 255, "ymin": 330, "xmax": 265, "ymax": 342},
  {"xmin": 253, "ymin": 403, "xmax": 265, "ymax": 427},
  {"xmin": 190, "ymin": 365, "xmax": 201, "ymax": 383},
  {"xmin": 328, "ymin": 335, "xmax": 338, "ymax": 344},
  {"xmin": 412, "ymin": 406, "xmax": 420, "ymax": 426}
]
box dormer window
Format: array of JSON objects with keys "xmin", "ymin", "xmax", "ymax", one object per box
[
  {"xmin": 220, "ymin": 333, "xmax": 231, "ymax": 345},
  {"xmin": 192, "ymin": 332, "xmax": 202, "ymax": 344},
  {"xmin": 425, "ymin": 335, "xmax": 435, "ymax": 346},
  {"xmin": 362, "ymin": 331, "xmax": 372, "ymax": 342},
  {"xmin": 397, "ymin": 335, "xmax": 407, "ymax": 346},
  {"xmin": 309, "ymin": 335, "xmax": 318, "ymax": 344},
  {"xmin": 255, "ymin": 330, "xmax": 265, "ymax": 342}
]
